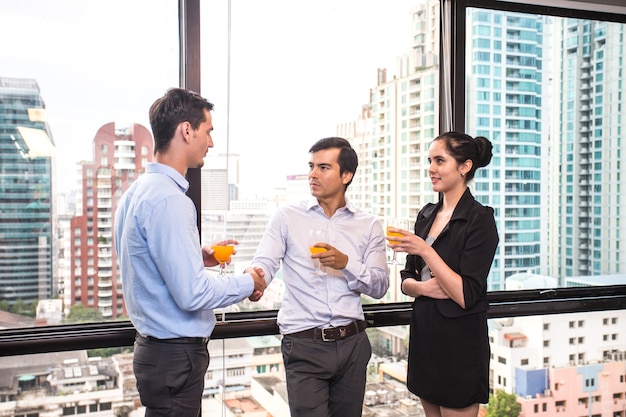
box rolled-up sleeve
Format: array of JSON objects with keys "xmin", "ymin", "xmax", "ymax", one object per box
[{"xmin": 342, "ymin": 219, "xmax": 390, "ymax": 299}]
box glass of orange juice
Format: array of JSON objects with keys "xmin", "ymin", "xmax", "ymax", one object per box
[
  {"xmin": 308, "ymin": 229, "xmax": 328, "ymax": 275},
  {"xmin": 387, "ymin": 219, "xmax": 409, "ymax": 265},
  {"xmin": 212, "ymin": 232, "xmax": 235, "ymax": 277}
]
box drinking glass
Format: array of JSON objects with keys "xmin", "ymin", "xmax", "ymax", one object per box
[
  {"xmin": 211, "ymin": 232, "xmax": 235, "ymax": 277},
  {"xmin": 308, "ymin": 229, "xmax": 328, "ymax": 275},
  {"xmin": 387, "ymin": 219, "xmax": 409, "ymax": 265}
]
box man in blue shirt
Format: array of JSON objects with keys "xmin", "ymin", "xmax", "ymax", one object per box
[
  {"xmin": 251, "ymin": 137, "xmax": 390, "ymax": 416},
  {"xmin": 114, "ymin": 88, "xmax": 266, "ymax": 417}
]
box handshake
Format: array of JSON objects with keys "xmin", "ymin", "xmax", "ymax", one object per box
[
  {"xmin": 202, "ymin": 245, "xmax": 266, "ymax": 302},
  {"xmin": 243, "ymin": 266, "xmax": 266, "ymax": 302}
]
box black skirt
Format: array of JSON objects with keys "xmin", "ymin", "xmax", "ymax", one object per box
[{"xmin": 406, "ymin": 297, "xmax": 490, "ymax": 408}]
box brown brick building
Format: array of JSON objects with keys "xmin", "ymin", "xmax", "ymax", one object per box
[{"xmin": 70, "ymin": 123, "xmax": 153, "ymax": 319}]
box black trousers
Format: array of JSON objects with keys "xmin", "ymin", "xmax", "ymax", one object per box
[
  {"xmin": 133, "ymin": 335, "xmax": 209, "ymax": 417},
  {"xmin": 281, "ymin": 331, "xmax": 371, "ymax": 417}
]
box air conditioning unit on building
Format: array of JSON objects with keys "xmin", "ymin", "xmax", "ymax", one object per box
[{"xmin": 397, "ymin": 398, "xmax": 418, "ymax": 414}]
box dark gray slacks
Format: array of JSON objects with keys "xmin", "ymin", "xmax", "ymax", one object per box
[
  {"xmin": 281, "ymin": 331, "xmax": 372, "ymax": 417},
  {"xmin": 133, "ymin": 335, "xmax": 209, "ymax": 417}
]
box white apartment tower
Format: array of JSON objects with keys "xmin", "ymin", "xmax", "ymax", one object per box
[
  {"xmin": 339, "ymin": 2, "xmax": 440, "ymax": 302},
  {"xmin": 551, "ymin": 19, "xmax": 625, "ymax": 280}
]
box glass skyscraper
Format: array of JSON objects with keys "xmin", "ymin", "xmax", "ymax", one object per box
[
  {"xmin": 0, "ymin": 77, "xmax": 55, "ymax": 306},
  {"xmin": 347, "ymin": 4, "xmax": 548, "ymax": 293},
  {"xmin": 466, "ymin": 10, "xmax": 546, "ymax": 289},
  {"xmin": 350, "ymin": 5, "xmax": 624, "ymax": 292}
]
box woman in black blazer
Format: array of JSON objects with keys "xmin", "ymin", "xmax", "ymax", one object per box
[{"xmin": 387, "ymin": 132, "xmax": 499, "ymax": 417}]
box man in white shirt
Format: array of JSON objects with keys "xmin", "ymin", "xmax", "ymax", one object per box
[{"xmin": 251, "ymin": 137, "xmax": 390, "ymax": 417}]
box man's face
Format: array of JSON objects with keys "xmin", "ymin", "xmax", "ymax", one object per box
[
  {"xmin": 189, "ymin": 109, "xmax": 214, "ymax": 169},
  {"xmin": 308, "ymin": 148, "xmax": 352, "ymax": 200}
]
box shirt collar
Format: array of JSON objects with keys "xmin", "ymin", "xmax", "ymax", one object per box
[
  {"xmin": 146, "ymin": 162, "xmax": 189, "ymax": 192},
  {"xmin": 306, "ymin": 196, "xmax": 357, "ymax": 214}
]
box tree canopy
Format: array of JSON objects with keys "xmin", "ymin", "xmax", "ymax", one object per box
[{"xmin": 485, "ymin": 389, "xmax": 522, "ymax": 417}]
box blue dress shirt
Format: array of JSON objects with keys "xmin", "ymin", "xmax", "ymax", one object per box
[
  {"xmin": 251, "ymin": 198, "xmax": 390, "ymax": 334},
  {"xmin": 114, "ymin": 162, "xmax": 254, "ymax": 339}
]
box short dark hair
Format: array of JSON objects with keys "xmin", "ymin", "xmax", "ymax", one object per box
[
  {"xmin": 309, "ymin": 137, "xmax": 358, "ymax": 189},
  {"xmin": 433, "ymin": 131, "xmax": 493, "ymax": 182},
  {"xmin": 148, "ymin": 88, "xmax": 214, "ymax": 154}
]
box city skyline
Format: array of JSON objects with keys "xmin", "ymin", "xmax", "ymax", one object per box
[
  {"xmin": 0, "ymin": 1, "xmax": 624, "ymax": 416},
  {"xmin": 0, "ymin": 0, "xmax": 416, "ymax": 198},
  {"xmin": 1, "ymin": 0, "xmax": 624, "ymax": 313}
]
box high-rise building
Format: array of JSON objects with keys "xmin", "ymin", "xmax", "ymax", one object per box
[
  {"xmin": 201, "ymin": 153, "xmax": 240, "ymax": 211},
  {"xmin": 345, "ymin": 4, "xmax": 550, "ymax": 293},
  {"xmin": 358, "ymin": 1, "xmax": 441, "ymax": 224},
  {"xmin": 342, "ymin": 2, "xmax": 440, "ymax": 302},
  {"xmin": 466, "ymin": 10, "xmax": 547, "ymax": 289},
  {"xmin": 551, "ymin": 19, "xmax": 625, "ymax": 280},
  {"xmin": 0, "ymin": 77, "xmax": 55, "ymax": 306},
  {"xmin": 70, "ymin": 122, "xmax": 152, "ymax": 319}
]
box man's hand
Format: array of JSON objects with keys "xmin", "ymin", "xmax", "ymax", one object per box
[
  {"xmin": 248, "ymin": 290, "xmax": 263, "ymax": 302},
  {"xmin": 202, "ymin": 244, "xmax": 238, "ymax": 268},
  {"xmin": 245, "ymin": 266, "xmax": 266, "ymax": 301},
  {"xmin": 202, "ymin": 246, "xmax": 218, "ymax": 267},
  {"xmin": 311, "ymin": 243, "xmax": 349, "ymax": 270}
]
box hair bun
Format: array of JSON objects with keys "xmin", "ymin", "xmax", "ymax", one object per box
[{"xmin": 473, "ymin": 136, "xmax": 493, "ymax": 168}]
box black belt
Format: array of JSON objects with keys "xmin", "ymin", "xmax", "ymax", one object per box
[
  {"xmin": 287, "ymin": 320, "xmax": 367, "ymax": 342},
  {"xmin": 137, "ymin": 333, "xmax": 209, "ymax": 345}
]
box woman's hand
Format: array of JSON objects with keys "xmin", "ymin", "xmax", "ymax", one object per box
[{"xmin": 386, "ymin": 228, "xmax": 428, "ymax": 256}]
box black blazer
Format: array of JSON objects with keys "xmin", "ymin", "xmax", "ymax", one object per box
[{"xmin": 400, "ymin": 188, "xmax": 499, "ymax": 318}]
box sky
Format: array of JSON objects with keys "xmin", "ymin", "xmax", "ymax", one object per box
[
  {"xmin": 1, "ymin": 0, "xmax": 418, "ymax": 197},
  {"xmin": 201, "ymin": 0, "xmax": 417, "ymax": 196}
]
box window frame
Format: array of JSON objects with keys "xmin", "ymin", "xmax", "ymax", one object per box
[{"xmin": 0, "ymin": 0, "xmax": 624, "ymax": 357}]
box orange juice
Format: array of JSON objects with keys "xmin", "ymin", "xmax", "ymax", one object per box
[
  {"xmin": 309, "ymin": 246, "xmax": 327, "ymax": 254},
  {"xmin": 386, "ymin": 226, "xmax": 402, "ymax": 245},
  {"xmin": 212, "ymin": 245, "xmax": 234, "ymax": 263}
]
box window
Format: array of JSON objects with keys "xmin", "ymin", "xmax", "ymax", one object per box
[
  {"xmin": 0, "ymin": 1, "xmax": 624, "ymax": 416},
  {"xmin": 0, "ymin": 0, "xmax": 178, "ymax": 322}
]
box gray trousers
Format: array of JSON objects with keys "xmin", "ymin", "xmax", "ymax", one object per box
[
  {"xmin": 281, "ymin": 331, "xmax": 371, "ymax": 417},
  {"xmin": 133, "ymin": 335, "xmax": 209, "ymax": 417}
]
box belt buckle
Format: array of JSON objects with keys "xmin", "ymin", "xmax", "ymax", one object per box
[
  {"xmin": 321, "ymin": 327, "xmax": 347, "ymax": 341},
  {"xmin": 321, "ymin": 328, "xmax": 336, "ymax": 341}
]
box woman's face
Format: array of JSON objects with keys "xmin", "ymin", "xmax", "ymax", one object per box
[{"xmin": 427, "ymin": 139, "xmax": 468, "ymax": 194}]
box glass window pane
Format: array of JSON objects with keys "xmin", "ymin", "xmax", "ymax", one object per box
[
  {"xmin": 466, "ymin": 9, "xmax": 625, "ymax": 290},
  {"xmin": 200, "ymin": 0, "xmax": 440, "ymax": 309},
  {"xmin": 0, "ymin": 0, "xmax": 179, "ymax": 325}
]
